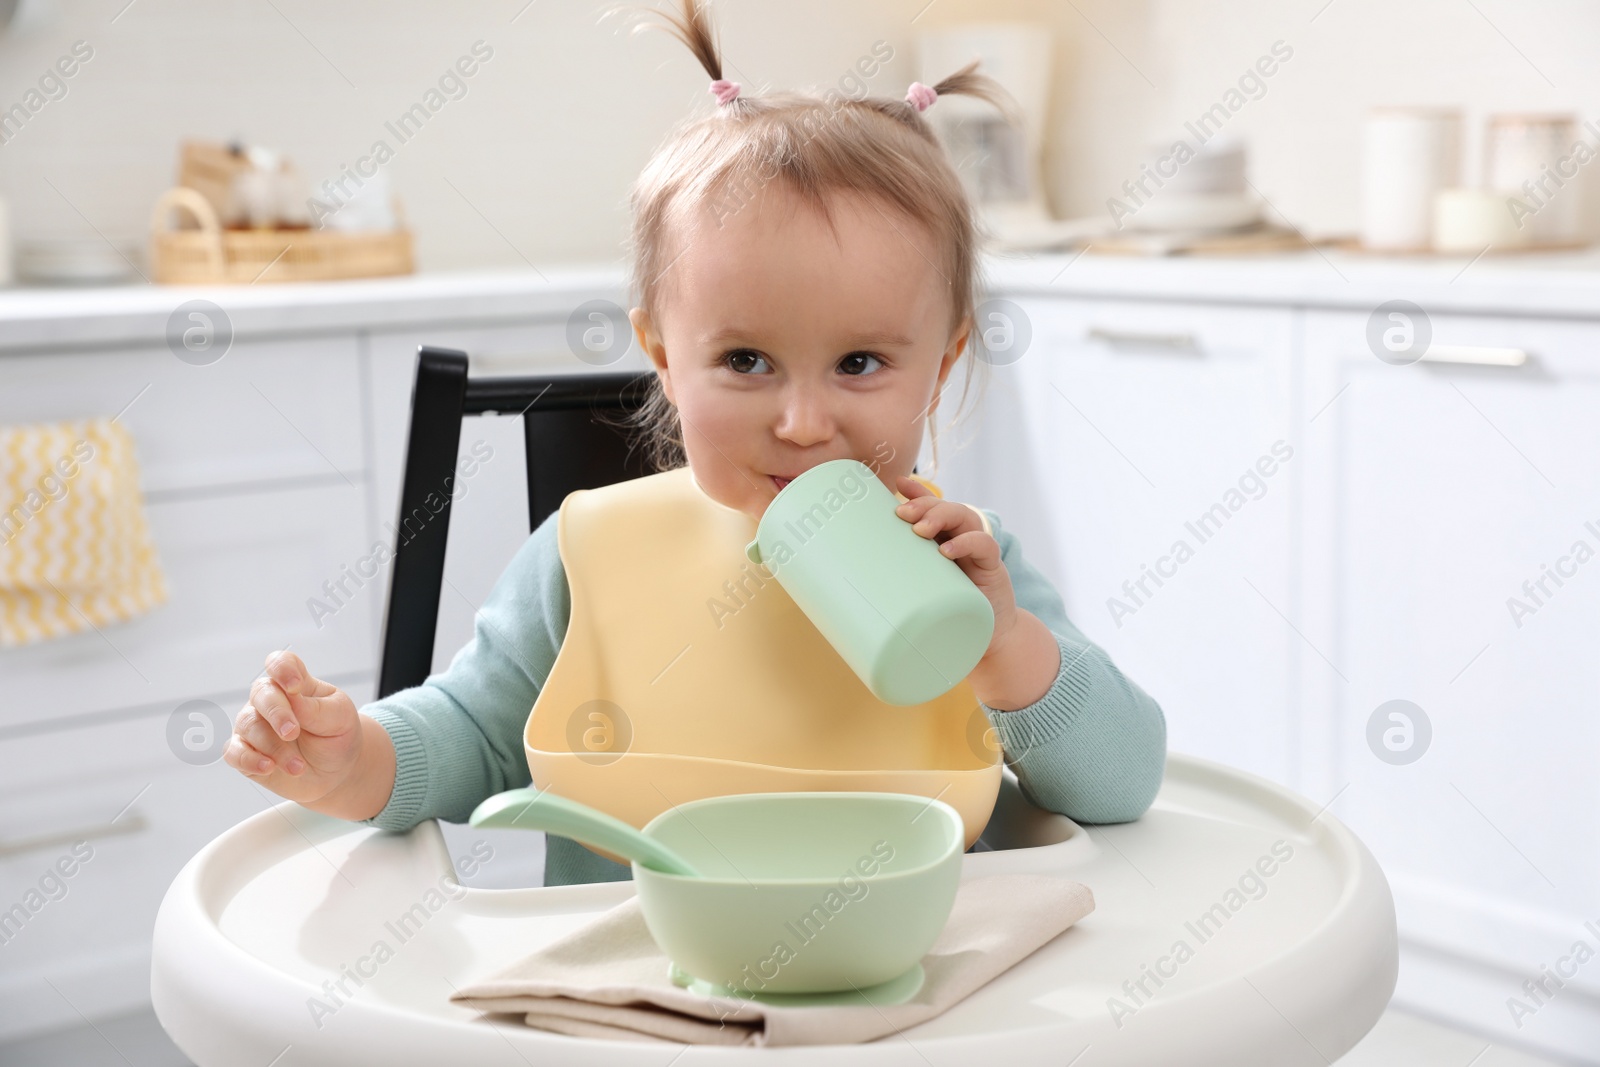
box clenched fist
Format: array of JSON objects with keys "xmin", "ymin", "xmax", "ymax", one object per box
[{"xmin": 226, "ymin": 650, "xmax": 367, "ymax": 807}]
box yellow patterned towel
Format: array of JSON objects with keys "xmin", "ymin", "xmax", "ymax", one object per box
[{"xmin": 0, "ymin": 418, "xmax": 168, "ymax": 648}]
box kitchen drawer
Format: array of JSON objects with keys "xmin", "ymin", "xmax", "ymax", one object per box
[
  {"xmin": 367, "ymin": 288, "xmax": 635, "ymax": 376},
  {"xmin": 0, "ymin": 710, "xmax": 282, "ymax": 1041},
  {"xmin": 1033, "ymin": 295, "xmax": 1292, "ymax": 356},
  {"xmin": 1020, "ymin": 296, "xmax": 1299, "ymax": 522},
  {"xmin": 1314, "ymin": 306, "xmax": 1600, "ymax": 380},
  {"xmin": 0, "ymin": 335, "xmax": 365, "ymax": 494},
  {"xmin": 372, "ymin": 317, "xmax": 582, "ymax": 378},
  {"xmin": 0, "ymin": 479, "xmax": 376, "ymax": 732}
]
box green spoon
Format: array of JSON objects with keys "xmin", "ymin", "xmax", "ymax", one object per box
[{"xmin": 467, "ymin": 787, "xmax": 702, "ymax": 878}]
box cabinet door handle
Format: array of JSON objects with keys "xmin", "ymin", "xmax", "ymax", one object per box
[
  {"xmin": 1420, "ymin": 345, "xmax": 1529, "ymax": 367},
  {"xmin": 1086, "ymin": 327, "xmax": 1202, "ymax": 353},
  {"xmin": 0, "ymin": 813, "xmax": 149, "ymax": 858}
]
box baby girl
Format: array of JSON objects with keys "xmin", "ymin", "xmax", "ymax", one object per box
[{"xmin": 226, "ymin": 0, "xmax": 1167, "ymax": 887}]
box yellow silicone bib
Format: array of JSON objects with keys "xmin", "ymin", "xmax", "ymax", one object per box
[{"xmin": 523, "ymin": 466, "xmax": 1002, "ymax": 865}]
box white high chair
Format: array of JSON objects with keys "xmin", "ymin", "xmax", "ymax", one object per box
[
  {"xmin": 151, "ymin": 753, "xmax": 1396, "ymax": 1064},
  {"xmin": 151, "ymin": 351, "xmax": 1395, "ymax": 1062}
]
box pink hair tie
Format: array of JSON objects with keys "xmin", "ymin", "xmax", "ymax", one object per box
[
  {"xmin": 709, "ymin": 78, "xmax": 741, "ymax": 105},
  {"xmin": 905, "ymin": 81, "xmax": 938, "ymax": 112}
]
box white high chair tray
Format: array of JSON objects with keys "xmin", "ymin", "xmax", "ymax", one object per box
[{"xmin": 152, "ymin": 753, "xmax": 1396, "ymax": 1065}]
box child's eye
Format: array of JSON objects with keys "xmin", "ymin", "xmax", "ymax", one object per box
[
  {"xmin": 721, "ymin": 348, "xmax": 771, "ymax": 374},
  {"xmin": 839, "ymin": 352, "xmax": 885, "ymax": 376}
]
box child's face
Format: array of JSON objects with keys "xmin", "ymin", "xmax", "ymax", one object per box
[{"xmin": 629, "ymin": 182, "xmax": 971, "ymax": 522}]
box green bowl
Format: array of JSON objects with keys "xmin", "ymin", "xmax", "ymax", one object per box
[{"xmin": 633, "ymin": 791, "xmax": 964, "ymax": 998}]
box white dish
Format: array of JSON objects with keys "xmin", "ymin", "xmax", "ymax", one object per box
[
  {"xmin": 1124, "ymin": 192, "xmax": 1262, "ymax": 233},
  {"xmin": 17, "ymin": 238, "xmax": 140, "ymax": 286}
]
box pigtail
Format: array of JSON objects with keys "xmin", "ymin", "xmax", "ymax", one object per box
[
  {"xmin": 861, "ymin": 59, "xmax": 1021, "ymax": 141},
  {"xmin": 633, "ymin": 0, "xmax": 722, "ymax": 79},
  {"xmin": 927, "ymin": 60, "xmax": 1022, "ymax": 125},
  {"xmin": 615, "ymin": 0, "xmax": 757, "ymax": 114}
]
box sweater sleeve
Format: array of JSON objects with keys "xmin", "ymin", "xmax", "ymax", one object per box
[
  {"xmin": 975, "ymin": 507, "xmax": 1168, "ymax": 823},
  {"xmin": 357, "ymin": 509, "xmax": 568, "ymax": 832}
]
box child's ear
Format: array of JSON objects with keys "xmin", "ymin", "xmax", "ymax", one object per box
[
  {"xmin": 938, "ymin": 314, "xmax": 972, "ymax": 388},
  {"xmin": 629, "ymin": 307, "xmax": 675, "ymax": 403}
]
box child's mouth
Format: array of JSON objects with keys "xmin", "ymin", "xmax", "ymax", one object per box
[{"xmin": 770, "ymin": 475, "xmax": 793, "ymax": 491}]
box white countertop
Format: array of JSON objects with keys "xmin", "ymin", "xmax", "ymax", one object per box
[
  {"xmin": 0, "ymin": 264, "xmax": 631, "ymax": 354},
  {"xmin": 987, "ymin": 246, "xmax": 1600, "ymax": 317},
  {"xmin": 5, "ymin": 248, "xmax": 1600, "ymax": 354}
]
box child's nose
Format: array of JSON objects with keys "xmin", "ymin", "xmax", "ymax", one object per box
[{"xmin": 772, "ymin": 389, "xmax": 837, "ymax": 446}]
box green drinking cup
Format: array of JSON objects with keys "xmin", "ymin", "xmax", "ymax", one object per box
[{"xmin": 744, "ymin": 458, "xmax": 994, "ymax": 705}]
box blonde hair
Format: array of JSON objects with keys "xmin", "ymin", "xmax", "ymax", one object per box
[{"xmin": 615, "ymin": 0, "xmax": 1019, "ymax": 477}]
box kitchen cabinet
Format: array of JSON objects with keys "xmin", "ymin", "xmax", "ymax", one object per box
[
  {"xmin": 937, "ymin": 282, "xmax": 1600, "ymax": 1062},
  {"xmin": 0, "ymin": 334, "xmax": 378, "ymax": 1039},
  {"xmin": 939, "ymin": 297, "xmax": 1298, "ymax": 788},
  {"xmin": 1300, "ymin": 308, "xmax": 1600, "ymax": 1041}
]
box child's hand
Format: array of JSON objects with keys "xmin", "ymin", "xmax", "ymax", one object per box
[
  {"xmin": 894, "ymin": 476, "xmax": 1019, "ymax": 658},
  {"xmin": 226, "ymin": 650, "xmax": 364, "ymax": 805}
]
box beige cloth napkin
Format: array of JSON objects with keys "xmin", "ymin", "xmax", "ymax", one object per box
[{"xmin": 449, "ymin": 873, "xmax": 1094, "ymax": 1047}]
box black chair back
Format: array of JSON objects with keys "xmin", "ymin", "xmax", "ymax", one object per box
[{"xmin": 376, "ymin": 346, "xmax": 657, "ymax": 699}]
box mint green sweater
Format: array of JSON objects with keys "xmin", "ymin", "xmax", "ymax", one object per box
[{"xmin": 360, "ymin": 503, "xmax": 1167, "ymax": 886}]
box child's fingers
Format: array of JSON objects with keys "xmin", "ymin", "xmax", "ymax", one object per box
[
  {"xmin": 263, "ymin": 650, "xmax": 344, "ymax": 733},
  {"xmin": 270, "ymin": 649, "xmax": 340, "ymax": 700},
  {"xmin": 894, "ymin": 474, "xmax": 936, "ymax": 501},
  {"xmin": 894, "ymin": 495, "xmax": 939, "ymax": 523},
  {"xmin": 913, "ymin": 501, "xmax": 968, "ymax": 539},
  {"xmin": 248, "ymin": 674, "xmax": 300, "ymax": 741},
  {"xmin": 228, "ymin": 710, "xmax": 309, "ymax": 778},
  {"xmin": 936, "ymin": 530, "xmax": 1002, "ymax": 570},
  {"xmin": 900, "ymin": 499, "xmax": 981, "ymax": 541},
  {"xmin": 224, "ymin": 733, "xmax": 276, "ymax": 777},
  {"xmin": 265, "ymin": 648, "xmax": 310, "ymax": 685},
  {"xmin": 233, "ymin": 704, "xmax": 303, "ymax": 772}
]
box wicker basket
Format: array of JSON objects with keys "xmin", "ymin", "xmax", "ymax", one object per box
[
  {"xmin": 177, "ymin": 141, "xmax": 250, "ymax": 220},
  {"xmin": 149, "ymin": 187, "xmax": 415, "ymax": 285}
]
